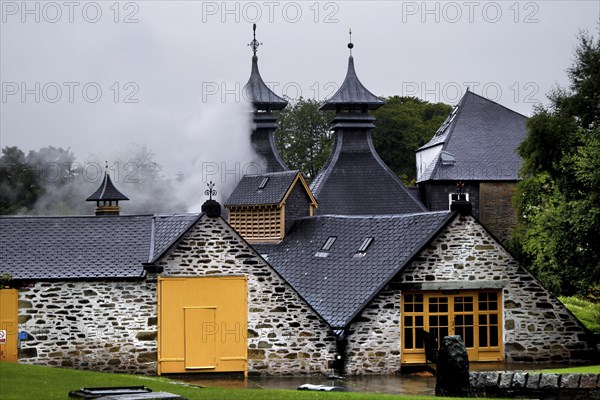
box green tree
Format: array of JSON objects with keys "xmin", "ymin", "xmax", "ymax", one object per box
[
  {"xmin": 0, "ymin": 146, "xmax": 41, "ymax": 214},
  {"xmin": 372, "ymin": 96, "xmax": 452, "ymax": 184},
  {"xmin": 514, "ymin": 31, "xmax": 600, "ymax": 296},
  {"xmin": 275, "ymin": 98, "xmax": 334, "ymax": 180}
]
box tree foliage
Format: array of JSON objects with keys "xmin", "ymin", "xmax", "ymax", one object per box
[
  {"xmin": 372, "ymin": 96, "xmax": 452, "ymax": 184},
  {"xmin": 513, "ymin": 31, "xmax": 600, "ymax": 296},
  {"xmin": 274, "ymin": 97, "xmax": 334, "ymax": 180}
]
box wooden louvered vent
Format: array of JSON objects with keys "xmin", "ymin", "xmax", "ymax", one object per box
[{"xmin": 228, "ymin": 205, "xmax": 283, "ymax": 243}]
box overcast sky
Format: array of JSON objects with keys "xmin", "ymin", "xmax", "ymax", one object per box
[{"xmin": 1, "ymin": 1, "xmax": 599, "ymax": 185}]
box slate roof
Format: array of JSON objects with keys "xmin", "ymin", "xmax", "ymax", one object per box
[
  {"xmin": 225, "ymin": 171, "xmax": 301, "ymax": 207},
  {"xmin": 254, "ymin": 211, "xmax": 453, "ymax": 328},
  {"xmin": 310, "ymin": 132, "xmax": 427, "ymax": 215},
  {"xmin": 251, "ymin": 129, "xmax": 288, "ymax": 173},
  {"xmin": 320, "ymin": 56, "xmax": 384, "ymax": 111},
  {"xmin": 417, "ymin": 91, "xmax": 528, "ymax": 182},
  {"xmin": 244, "ymin": 55, "xmax": 288, "ymax": 111},
  {"xmin": 86, "ymin": 173, "xmax": 129, "ymax": 201},
  {"xmin": 0, "ymin": 213, "xmax": 199, "ymax": 280}
]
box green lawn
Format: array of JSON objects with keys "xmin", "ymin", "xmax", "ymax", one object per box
[
  {"xmin": 537, "ymin": 365, "xmax": 600, "ymax": 374},
  {"xmin": 0, "ymin": 362, "xmax": 466, "ymax": 400},
  {"xmin": 559, "ymin": 296, "xmax": 600, "ymax": 332}
]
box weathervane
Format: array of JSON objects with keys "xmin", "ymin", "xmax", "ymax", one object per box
[
  {"xmin": 348, "ymin": 28, "xmax": 354, "ymax": 55},
  {"xmin": 205, "ymin": 181, "xmax": 217, "ymax": 200},
  {"xmin": 248, "ymin": 23, "xmax": 261, "ymax": 56}
]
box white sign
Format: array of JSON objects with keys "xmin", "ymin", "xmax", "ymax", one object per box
[{"xmin": 0, "ymin": 330, "xmax": 6, "ymax": 344}]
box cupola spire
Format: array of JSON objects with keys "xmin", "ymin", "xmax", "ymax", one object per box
[
  {"xmin": 243, "ymin": 24, "xmax": 289, "ymax": 173},
  {"xmin": 86, "ymin": 162, "xmax": 129, "ymax": 216}
]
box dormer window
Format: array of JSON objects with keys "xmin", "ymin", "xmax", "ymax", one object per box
[{"xmin": 322, "ymin": 236, "xmax": 337, "ymax": 251}]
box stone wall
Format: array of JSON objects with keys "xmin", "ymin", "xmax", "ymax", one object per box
[
  {"xmin": 470, "ymin": 371, "xmax": 600, "ymax": 399},
  {"xmin": 345, "ymin": 214, "xmax": 592, "ymax": 374},
  {"xmin": 155, "ymin": 214, "xmax": 337, "ymax": 375},
  {"xmin": 18, "ymin": 280, "xmax": 157, "ymax": 374},
  {"xmin": 401, "ymin": 214, "xmax": 591, "ymax": 363},
  {"xmin": 345, "ymin": 282, "xmax": 402, "ymax": 375},
  {"xmin": 479, "ymin": 182, "xmax": 517, "ymax": 243}
]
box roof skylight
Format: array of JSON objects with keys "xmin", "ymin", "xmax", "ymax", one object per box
[{"xmin": 258, "ymin": 177, "xmax": 269, "ymax": 189}]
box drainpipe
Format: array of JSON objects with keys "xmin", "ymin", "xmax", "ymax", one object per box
[{"xmin": 332, "ymin": 329, "xmax": 348, "ymax": 377}]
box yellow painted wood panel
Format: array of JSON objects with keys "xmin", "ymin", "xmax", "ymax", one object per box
[
  {"xmin": 184, "ymin": 308, "xmax": 216, "ymax": 369},
  {"xmin": 158, "ymin": 276, "xmax": 247, "ymax": 375},
  {"xmin": 0, "ymin": 289, "xmax": 18, "ymax": 362}
]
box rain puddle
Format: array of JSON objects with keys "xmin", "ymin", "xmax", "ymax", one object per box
[{"xmin": 173, "ymin": 363, "xmax": 571, "ymax": 396}]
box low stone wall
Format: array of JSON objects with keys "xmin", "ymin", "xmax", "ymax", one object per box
[{"xmin": 470, "ymin": 371, "xmax": 600, "ymax": 399}]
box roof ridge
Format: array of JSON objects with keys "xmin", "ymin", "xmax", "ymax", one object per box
[
  {"xmin": 465, "ymin": 90, "xmax": 530, "ymax": 119},
  {"xmin": 295, "ymin": 210, "xmax": 451, "ymax": 220}
]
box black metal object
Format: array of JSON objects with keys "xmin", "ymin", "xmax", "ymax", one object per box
[
  {"xmin": 69, "ymin": 387, "xmax": 186, "ymax": 400},
  {"xmin": 423, "ymin": 330, "xmax": 438, "ymax": 363},
  {"xmin": 297, "ymin": 384, "xmax": 346, "ymax": 392},
  {"xmin": 69, "ymin": 387, "xmax": 152, "ymax": 399}
]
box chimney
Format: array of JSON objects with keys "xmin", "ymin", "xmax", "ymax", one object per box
[
  {"xmin": 201, "ymin": 181, "xmax": 222, "ymax": 218},
  {"xmin": 85, "ymin": 162, "xmax": 129, "ymax": 216},
  {"xmin": 450, "ymin": 181, "xmax": 472, "ymax": 216}
]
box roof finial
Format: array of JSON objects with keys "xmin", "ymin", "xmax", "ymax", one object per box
[
  {"xmin": 248, "ymin": 23, "xmax": 261, "ymax": 56},
  {"xmin": 205, "ymin": 181, "xmax": 217, "ymax": 201},
  {"xmin": 105, "ymin": 161, "xmax": 109, "ymax": 175},
  {"xmin": 347, "ymin": 28, "xmax": 354, "ymax": 56}
]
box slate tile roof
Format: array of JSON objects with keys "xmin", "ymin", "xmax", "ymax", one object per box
[
  {"xmin": 0, "ymin": 214, "xmax": 199, "ymax": 280},
  {"xmin": 225, "ymin": 171, "xmax": 299, "ymax": 207},
  {"xmin": 417, "ymin": 91, "xmax": 528, "ymax": 182},
  {"xmin": 245, "ymin": 55, "xmax": 288, "ymax": 111},
  {"xmin": 310, "ymin": 133, "xmax": 427, "ymax": 215},
  {"xmin": 320, "ymin": 56, "xmax": 384, "ymax": 111},
  {"xmin": 254, "ymin": 211, "xmax": 453, "ymax": 328}
]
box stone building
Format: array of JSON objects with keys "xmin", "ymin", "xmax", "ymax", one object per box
[
  {"xmin": 0, "ymin": 29, "xmax": 595, "ymax": 377},
  {"xmin": 415, "ymin": 90, "xmax": 528, "ymax": 242},
  {"xmin": 224, "ymin": 35, "xmax": 595, "ymax": 374},
  {"xmin": 0, "ymin": 172, "xmax": 337, "ymax": 374}
]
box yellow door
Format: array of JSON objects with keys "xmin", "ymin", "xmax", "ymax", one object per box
[
  {"xmin": 0, "ymin": 289, "xmax": 18, "ymax": 362},
  {"xmin": 158, "ymin": 276, "xmax": 247, "ymax": 375},
  {"xmin": 184, "ymin": 307, "xmax": 216, "ymax": 369},
  {"xmin": 401, "ymin": 290, "xmax": 503, "ymax": 364}
]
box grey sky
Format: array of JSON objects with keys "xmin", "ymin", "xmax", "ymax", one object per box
[{"xmin": 1, "ymin": 0, "xmax": 599, "ymax": 183}]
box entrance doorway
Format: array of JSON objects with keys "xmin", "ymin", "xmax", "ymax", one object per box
[{"xmin": 401, "ymin": 290, "xmax": 503, "ymax": 364}]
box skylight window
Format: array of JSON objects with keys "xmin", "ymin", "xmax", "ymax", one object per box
[
  {"xmin": 258, "ymin": 177, "xmax": 269, "ymax": 189},
  {"xmin": 357, "ymin": 237, "xmax": 374, "ymax": 253},
  {"xmin": 322, "ymin": 236, "xmax": 337, "ymax": 251}
]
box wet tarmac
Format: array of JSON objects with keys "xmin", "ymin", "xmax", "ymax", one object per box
[{"xmin": 174, "ymin": 363, "xmax": 571, "ymax": 396}]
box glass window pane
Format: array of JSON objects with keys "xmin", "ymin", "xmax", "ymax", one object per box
[
  {"xmin": 416, "ymin": 316, "xmax": 423, "ymax": 326},
  {"xmin": 404, "ymin": 328, "xmax": 413, "ymax": 349},
  {"xmin": 490, "ymin": 326, "xmax": 499, "ymax": 347},
  {"xmin": 479, "ymin": 326, "xmax": 488, "ymax": 347},
  {"xmin": 490, "ymin": 314, "xmax": 498, "ymax": 324},
  {"xmin": 405, "ymin": 316, "xmax": 413, "ymax": 326},
  {"xmin": 405, "ymin": 304, "xmax": 413, "ymax": 313},
  {"xmin": 415, "ymin": 303, "xmax": 423, "ymax": 313},
  {"xmin": 464, "ymin": 327, "xmax": 474, "ymax": 347},
  {"xmin": 416, "ymin": 328, "xmax": 425, "ymax": 349},
  {"xmin": 479, "ymin": 314, "xmax": 488, "ymax": 325}
]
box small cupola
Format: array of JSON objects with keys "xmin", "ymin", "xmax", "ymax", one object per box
[{"xmin": 86, "ymin": 162, "xmax": 129, "ymax": 216}]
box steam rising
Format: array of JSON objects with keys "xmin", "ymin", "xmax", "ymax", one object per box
[{"xmin": 29, "ymin": 99, "xmax": 262, "ymax": 215}]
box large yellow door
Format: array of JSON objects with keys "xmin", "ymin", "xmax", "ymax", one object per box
[
  {"xmin": 158, "ymin": 276, "xmax": 247, "ymax": 375},
  {"xmin": 401, "ymin": 290, "xmax": 503, "ymax": 364},
  {"xmin": 0, "ymin": 289, "xmax": 18, "ymax": 362}
]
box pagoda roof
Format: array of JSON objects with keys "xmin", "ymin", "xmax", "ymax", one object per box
[
  {"xmin": 86, "ymin": 172, "xmax": 129, "ymax": 202},
  {"xmin": 320, "ymin": 55, "xmax": 384, "ymax": 111}
]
